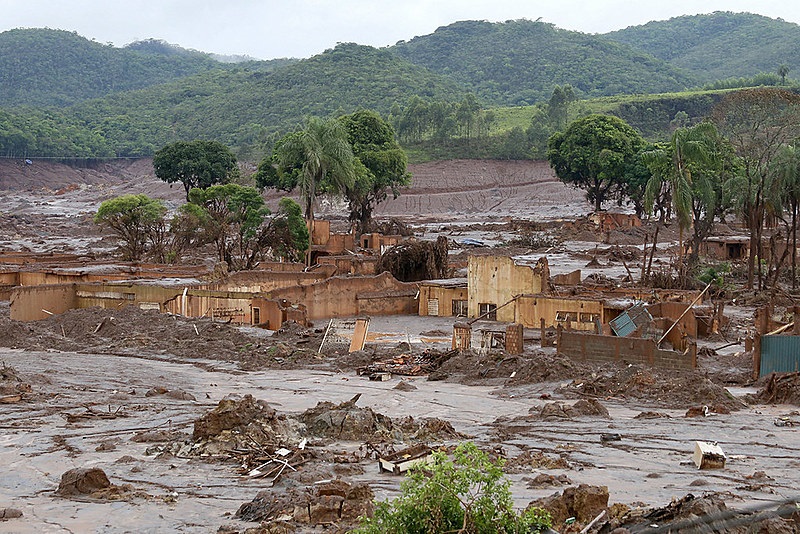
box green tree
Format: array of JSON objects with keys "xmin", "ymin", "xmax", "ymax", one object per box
[
  {"xmin": 355, "ymin": 442, "xmax": 552, "ymax": 534},
  {"xmin": 188, "ymin": 184, "xmax": 271, "ymax": 270},
  {"xmin": 778, "ymin": 64, "xmax": 790, "ymax": 85},
  {"xmin": 153, "ymin": 139, "xmax": 239, "ymax": 201},
  {"xmin": 769, "ymin": 144, "xmax": 800, "ymax": 289},
  {"xmin": 261, "ymin": 197, "xmax": 310, "ymax": 263},
  {"xmin": 338, "ymin": 110, "xmax": 411, "ymax": 233},
  {"xmin": 272, "ymin": 116, "xmax": 356, "ymax": 222},
  {"xmin": 547, "ymin": 114, "xmax": 646, "ymax": 212},
  {"xmin": 94, "ymin": 194, "xmax": 166, "ymax": 261},
  {"xmin": 712, "ymin": 88, "xmax": 800, "ymax": 289}
]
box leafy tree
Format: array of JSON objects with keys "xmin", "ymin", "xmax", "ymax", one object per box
[
  {"xmin": 355, "ymin": 442, "xmax": 552, "ymax": 534},
  {"xmin": 712, "ymin": 88, "xmax": 800, "ymax": 289},
  {"xmin": 270, "ymin": 116, "xmax": 356, "ymax": 222},
  {"xmin": 94, "ymin": 194, "xmax": 167, "ymax": 261},
  {"xmin": 547, "ymin": 114, "xmax": 646, "ymax": 212},
  {"xmin": 261, "ymin": 197, "xmax": 310, "ymax": 263},
  {"xmin": 778, "ymin": 64, "xmax": 790, "ymax": 85},
  {"xmin": 338, "ymin": 110, "xmax": 411, "ymax": 232},
  {"xmin": 153, "ymin": 139, "xmax": 238, "ymax": 200},
  {"xmin": 768, "ymin": 144, "xmax": 800, "ymax": 289},
  {"xmin": 188, "ymin": 184, "xmax": 271, "ymax": 270}
]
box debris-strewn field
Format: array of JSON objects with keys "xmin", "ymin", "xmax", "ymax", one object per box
[{"xmin": 1, "ymin": 158, "xmax": 799, "ymax": 533}]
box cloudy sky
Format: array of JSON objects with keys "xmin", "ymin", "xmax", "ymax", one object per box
[{"xmin": 3, "ymin": 0, "xmax": 798, "ymax": 59}]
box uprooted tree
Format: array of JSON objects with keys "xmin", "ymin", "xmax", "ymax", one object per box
[{"xmin": 376, "ymin": 236, "xmax": 448, "ymax": 282}]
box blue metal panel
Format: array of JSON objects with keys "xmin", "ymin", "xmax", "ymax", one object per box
[
  {"xmin": 610, "ymin": 303, "xmax": 652, "ymax": 337},
  {"xmin": 760, "ymin": 335, "xmax": 800, "ymax": 376}
]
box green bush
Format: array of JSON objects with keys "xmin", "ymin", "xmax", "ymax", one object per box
[{"xmin": 355, "ymin": 442, "xmax": 552, "ymax": 534}]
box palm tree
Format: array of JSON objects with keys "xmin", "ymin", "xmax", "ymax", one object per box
[
  {"xmin": 276, "ymin": 116, "xmax": 356, "ymax": 222},
  {"xmin": 641, "ymin": 122, "xmax": 719, "ymax": 272},
  {"xmin": 778, "ymin": 64, "xmax": 790, "ymax": 86}
]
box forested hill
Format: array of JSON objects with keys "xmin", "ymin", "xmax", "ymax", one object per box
[
  {"xmin": 604, "ymin": 12, "xmax": 800, "ymax": 84},
  {"xmin": 390, "ymin": 19, "xmax": 696, "ymax": 106},
  {"xmin": 0, "ymin": 28, "xmax": 295, "ymax": 108}
]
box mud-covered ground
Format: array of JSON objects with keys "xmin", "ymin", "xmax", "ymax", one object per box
[{"xmin": 1, "ymin": 159, "xmax": 799, "ymax": 533}]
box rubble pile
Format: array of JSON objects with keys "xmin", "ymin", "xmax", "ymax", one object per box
[
  {"xmin": 235, "ymin": 479, "xmax": 374, "ymax": 532},
  {"xmin": 0, "ymin": 362, "xmax": 30, "ymax": 403},
  {"xmin": 356, "ymin": 349, "xmax": 458, "ymax": 377},
  {"xmin": 527, "ymin": 484, "xmax": 609, "ymax": 526},
  {"xmin": 557, "ymin": 364, "xmax": 745, "ymax": 411},
  {"xmin": 56, "ymin": 467, "xmax": 148, "ymax": 502},
  {"xmin": 0, "ymin": 306, "xmax": 272, "ymax": 365},
  {"xmin": 753, "ymin": 372, "xmax": 800, "ymax": 406}
]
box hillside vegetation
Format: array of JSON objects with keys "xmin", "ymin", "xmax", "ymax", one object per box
[
  {"xmin": 0, "ymin": 12, "xmax": 798, "ymax": 160},
  {"xmin": 391, "ymin": 19, "xmax": 695, "ymax": 106},
  {"xmin": 605, "ymin": 12, "xmax": 800, "ymax": 84}
]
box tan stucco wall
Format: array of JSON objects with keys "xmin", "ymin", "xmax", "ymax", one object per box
[
  {"xmin": 516, "ymin": 295, "xmax": 603, "ymax": 330},
  {"xmin": 467, "ymin": 256, "xmax": 549, "ymax": 322}
]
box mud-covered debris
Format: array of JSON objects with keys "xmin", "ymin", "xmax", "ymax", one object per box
[
  {"xmin": 754, "ymin": 372, "xmax": 800, "ymax": 406},
  {"xmin": 236, "ymin": 479, "xmax": 374, "ymax": 528},
  {"xmin": 505, "ymin": 450, "xmax": 571, "ymax": 473},
  {"xmin": 57, "ymin": 467, "xmax": 111, "ymax": 496},
  {"xmin": 536, "ymin": 398, "xmax": 610, "ymax": 419},
  {"xmin": 525, "ymin": 473, "xmax": 572, "ymax": 488},
  {"xmin": 0, "ymin": 508, "xmax": 23, "ymax": 520},
  {"xmin": 394, "ymin": 380, "xmax": 417, "ymax": 391},
  {"xmin": 357, "ymin": 349, "xmax": 457, "ymax": 377},
  {"xmin": 145, "ymin": 386, "xmax": 197, "ymax": 400},
  {"xmin": 395, "ymin": 416, "xmax": 466, "ymax": 440},
  {"xmin": 0, "ymin": 362, "xmax": 31, "ymax": 401},
  {"xmin": 526, "ymin": 484, "xmax": 608, "ymax": 525},
  {"xmin": 193, "ymin": 394, "xmax": 276, "ymax": 440},
  {"xmin": 301, "ymin": 394, "xmax": 393, "ymax": 441}
]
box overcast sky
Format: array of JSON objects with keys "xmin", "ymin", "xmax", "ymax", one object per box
[{"xmin": 3, "ymin": 0, "xmax": 799, "ymax": 60}]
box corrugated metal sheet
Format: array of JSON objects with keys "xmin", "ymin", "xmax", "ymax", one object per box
[
  {"xmin": 760, "ymin": 336, "xmax": 800, "ymax": 376},
  {"xmin": 609, "ymin": 303, "xmax": 653, "ymax": 337}
]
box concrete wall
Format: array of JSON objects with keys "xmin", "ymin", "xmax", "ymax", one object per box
[
  {"xmin": 419, "ymin": 284, "xmax": 468, "ymax": 317},
  {"xmin": 558, "ymin": 330, "xmax": 696, "ymax": 370},
  {"xmin": 648, "ymin": 302, "xmax": 698, "ymax": 338},
  {"xmin": 10, "ymin": 282, "xmax": 299, "ymax": 328},
  {"xmin": 516, "ymin": 295, "xmax": 603, "ymax": 331},
  {"xmin": 267, "ymin": 271, "xmax": 419, "ymax": 320},
  {"xmin": 468, "ymin": 256, "xmax": 549, "ymax": 322},
  {"xmin": 204, "ymin": 269, "xmax": 333, "ymax": 293},
  {"xmin": 10, "ymin": 284, "xmax": 78, "ymax": 321},
  {"xmin": 317, "ymin": 255, "xmax": 378, "ymax": 276}
]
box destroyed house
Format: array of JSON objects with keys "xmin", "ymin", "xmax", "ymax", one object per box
[
  {"xmin": 467, "ymin": 256, "xmax": 549, "ymax": 322},
  {"xmin": 9, "ymin": 282, "xmax": 305, "ymax": 329},
  {"xmin": 514, "ymin": 294, "xmax": 627, "ymax": 331},
  {"xmin": 418, "ymin": 278, "xmax": 468, "ymax": 317},
  {"xmin": 694, "ymin": 236, "xmax": 749, "ymax": 261}
]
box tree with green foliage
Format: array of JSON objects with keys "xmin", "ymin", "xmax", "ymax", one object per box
[
  {"xmin": 712, "ymin": 88, "xmax": 800, "ymax": 289},
  {"xmin": 642, "ymin": 122, "xmax": 738, "ymax": 269},
  {"xmin": 778, "ymin": 64, "xmax": 790, "ymax": 85},
  {"xmin": 261, "ymin": 197, "xmax": 310, "ymax": 263},
  {"xmin": 153, "ymin": 140, "xmax": 238, "ymax": 201},
  {"xmin": 768, "ymin": 144, "xmax": 800, "ymax": 289},
  {"xmin": 355, "ymin": 442, "xmax": 552, "ymax": 534},
  {"xmin": 338, "ymin": 110, "xmax": 411, "ymax": 233},
  {"xmin": 270, "ymin": 116, "xmax": 356, "ymax": 222},
  {"xmin": 94, "ymin": 194, "xmax": 167, "ymax": 261},
  {"xmin": 547, "ymin": 114, "xmax": 646, "ymax": 212},
  {"xmin": 188, "ymin": 184, "xmax": 271, "ymax": 270}
]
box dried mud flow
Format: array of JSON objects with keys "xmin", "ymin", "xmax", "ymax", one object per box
[{"xmin": 1, "ymin": 158, "xmax": 799, "ymax": 533}]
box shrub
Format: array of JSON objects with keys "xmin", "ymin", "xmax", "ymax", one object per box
[{"xmin": 355, "ymin": 442, "xmax": 552, "ymax": 533}]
